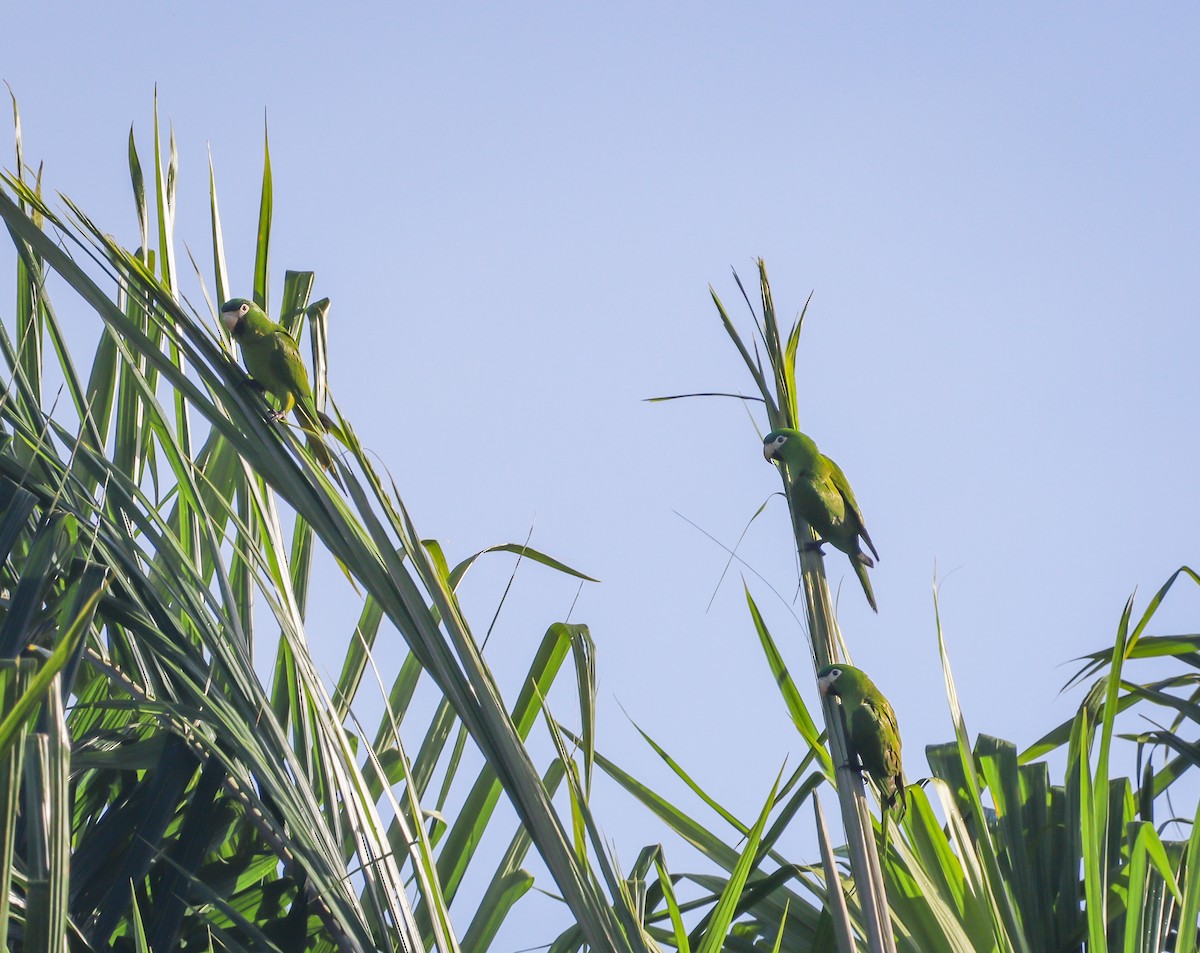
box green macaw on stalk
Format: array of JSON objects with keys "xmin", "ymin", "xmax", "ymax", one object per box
[
  {"xmin": 221, "ymin": 297, "xmax": 337, "ymax": 472},
  {"xmin": 817, "ymin": 663, "xmax": 907, "ymax": 818},
  {"xmin": 763, "ymin": 428, "xmax": 879, "ymax": 611}
]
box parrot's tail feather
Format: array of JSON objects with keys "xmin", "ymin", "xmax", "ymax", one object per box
[
  {"xmin": 305, "ymin": 435, "xmax": 345, "ymax": 489},
  {"xmin": 853, "ymin": 558, "xmax": 878, "ymax": 612},
  {"xmin": 293, "ymin": 405, "xmax": 339, "ymax": 466},
  {"xmin": 306, "ymin": 435, "xmax": 331, "ymax": 468},
  {"xmin": 316, "ymin": 410, "xmax": 348, "ymax": 446},
  {"xmin": 888, "ymin": 779, "xmax": 907, "ymax": 821},
  {"xmin": 861, "ymin": 528, "xmax": 880, "ymax": 563},
  {"xmin": 294, "ymin": 403, "xmax": 326, "ymax": 434}
]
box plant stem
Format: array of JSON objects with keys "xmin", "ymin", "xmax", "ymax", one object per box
[{"xmin": 789, "ymin": 497, "xmax": 896, "ymax": 953}]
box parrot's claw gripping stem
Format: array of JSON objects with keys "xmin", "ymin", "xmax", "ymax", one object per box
[{"xmin": 801, "ymin": 539, "xmax": 827, "ymax": 554}]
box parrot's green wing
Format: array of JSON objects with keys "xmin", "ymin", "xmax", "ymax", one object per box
[
  {"xmin": 257, "ymin": 330, "xmax": 324, "ymax": 427},
  {"xmin": 260, "ymin": 330, "xmax": 338, "ymax": 472},
  {"xmin": 825, "ymin": 456, "xmax": 879, "ymax": 562},
  {"xmin": 268, "ymin": 329, "xmax": 313, "ymax": 395},
  {"xmin": 850, "ymin": 694, "xmax": 905, "ymax": 817},
  {"xmin": 792, "ymin": 470, "xmax": 845, "ymax": 534}
]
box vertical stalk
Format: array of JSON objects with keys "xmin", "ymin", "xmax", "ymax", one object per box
[
  {"xmin": 22, "ymin": 678, "xmax": 70, "ymax": 953},
  {"xmin": 0, "ymin": 658, "xmax": 37, "ymax": 952},
  {"xmin": 814, "ymin": 792, "xmax": 856, "ymax": 953},
  {"xmin": 784, "ymin": 478, "xmax": 896, "ymax": 953}
]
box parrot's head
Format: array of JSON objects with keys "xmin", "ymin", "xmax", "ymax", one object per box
[
  {"xmin": 816, "ymin": 663, "xmax": 866, "ymax": 698},
  {"xmin": 220, "ymin": 298, "xmax": 254, "ymax": 338},
  {"xmin": 763, "ymin": 430, "xmax": 788, "ymax": 462},
  {"xmin": 762, "ymin": 428, "xmax": 819, "ymax": 468}
]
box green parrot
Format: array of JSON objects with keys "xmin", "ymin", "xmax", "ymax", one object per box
[
  {"xmin": 763, "ymin": 428, "xmax": 879, "ymax": 612},
  {"xmin": 220, "ymin": 298, "xmax": 336, "ymax": 472},
  {"xmin": 817, "ymin": 663, "xmax": 906, "ymax": 818}
]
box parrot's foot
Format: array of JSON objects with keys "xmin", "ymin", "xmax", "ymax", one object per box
[
  {"xmin": 267, "ymin": 410, "xmax": 287, "ymax": 423},
  {"xmin": 801, "ymin": 539, "xmax": 827, "ymax": 554}
]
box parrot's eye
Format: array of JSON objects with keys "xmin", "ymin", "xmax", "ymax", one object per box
[
  {"xmin": 828, "ymin": 668, "xmax": 842, "ymax": 679},
  {"xmin": 239, "ymin": 303, "xmax": 250, "ymax": 315},
  {"xmin": 774, "ymin": 435, "xmax": 786, "ymax": 446}
]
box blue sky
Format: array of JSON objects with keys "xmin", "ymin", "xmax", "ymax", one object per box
[{"xmin": 7, "ymin": 3, "xmax": 1200, "ymax": 946}]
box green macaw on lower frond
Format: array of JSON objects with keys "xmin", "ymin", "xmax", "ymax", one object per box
[
  {"xmin": 817, "ymin": 663, "xmax": 907, "ymax": 818},
  {"xmin": 221, "ymin": 297, "xmax": 338, "ymax": 473}
]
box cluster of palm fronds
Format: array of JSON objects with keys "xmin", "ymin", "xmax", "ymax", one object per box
[
  {"xmin": 0, "ymin": 96, "xmax": 621, "ymax": 953},
  {"xmin": 2, "ymin": 96, "xmax": 1200, "ymax": 953}
]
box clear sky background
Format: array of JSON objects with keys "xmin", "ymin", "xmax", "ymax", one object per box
[{"xmin": 7, "ymin": 3, "xmax": 1200, "ymax": 947}]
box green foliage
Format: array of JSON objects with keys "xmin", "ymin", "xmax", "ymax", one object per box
[
  {"xmin": 558, "ymin": 561, "xmax": 1200, "ymax": 952},
  {"xmin": 0, "ymin": 97, "xmax": 629, "ymax": 953}
]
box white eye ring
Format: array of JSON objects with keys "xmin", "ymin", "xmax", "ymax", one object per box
[{"xmin": 239, "ymin": 303, "xmax": 250, "ymax": 315}]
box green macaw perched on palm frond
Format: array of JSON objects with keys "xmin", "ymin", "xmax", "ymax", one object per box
[
  {"xmin": 221, "ymin": 297, "xmax": 337, "ymax": 472},
  {"xmin": 817, "ymin": 663, "xmax": 906, "ymax": 818},
  {"xmin": 763, "ymin": 427, "xmax": 878, "ymax": 612}
]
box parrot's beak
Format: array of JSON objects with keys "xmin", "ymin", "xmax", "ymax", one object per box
[
  {"xmin": 817, "ymin": 674, "xmax": 835, "ymax": 696},
  {"xmin": 221, "ymin": 311, "xmax": 240, "ymax": 334},
  {"xmin": 763, "ymin": 443, "xmax": 778, "ymax": 462}
]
